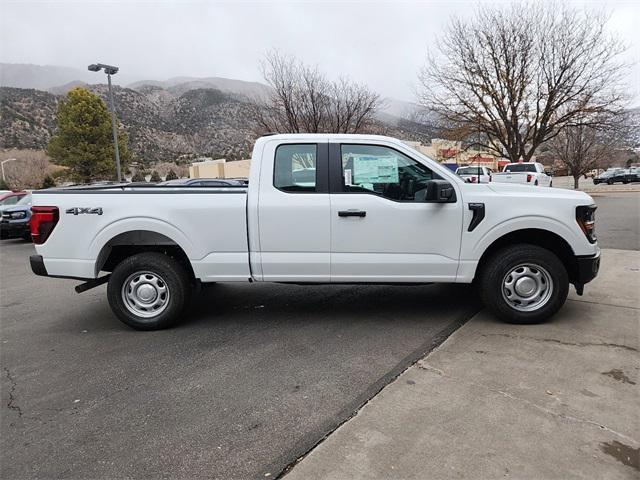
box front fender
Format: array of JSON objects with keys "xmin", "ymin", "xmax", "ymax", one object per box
[{"xmin": 469, "ymin": 215, "xmax": 589, "ymax": 260}]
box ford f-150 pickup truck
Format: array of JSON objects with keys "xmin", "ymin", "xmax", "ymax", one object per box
[
  {"xmin": 492, "ymin": 162, "xmax": 553, "ymax": 187},
  {"xmin": 29, "ymin": 134, "xmax": 599, "ymax": 330}
]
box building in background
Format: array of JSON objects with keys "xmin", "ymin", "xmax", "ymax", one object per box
[
  {"xmin": 189, "ymin": 158, "xmax": 251, "ymax": 179},
  {"xmin": 404, "ymin": 139, "xmax": 510, "ymax": 172}
]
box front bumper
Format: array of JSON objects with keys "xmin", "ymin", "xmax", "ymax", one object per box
[
  {"xmin": 0, "ymin": 220, "xmax": 30, "ymax": 238},
  {"xmin": 573, "ymin": 249, "xmax": 601, "ymax": 294}
]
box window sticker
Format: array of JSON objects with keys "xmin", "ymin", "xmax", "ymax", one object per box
[
  {"xmin": 344, "ymin": 168, "xmax": 353, "ymax": 185},
  {"xmin": 352, "ymin": 155, "xmax": 399, "ymax": 184}
]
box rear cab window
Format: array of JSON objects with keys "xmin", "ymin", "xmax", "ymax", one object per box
[
  {"xmin": 274, "ymin": 144, "xmax": 317, "ymax": 192},
  {"xmin": 504, "ymin": 164, "xmax": 536, "ymax": 173}
]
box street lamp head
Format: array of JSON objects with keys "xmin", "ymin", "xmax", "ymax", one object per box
[{"xmin": 87, "ymin": 63, "xmax": 119, "ymax": 75}]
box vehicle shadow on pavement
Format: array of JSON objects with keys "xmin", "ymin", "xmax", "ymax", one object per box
[{"xmin": 185, "ymin": 282, "xmax": 481, "ymax": 330}]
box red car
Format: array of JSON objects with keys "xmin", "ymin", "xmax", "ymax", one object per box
[{"xmin": 0, "ymin": 191, "xmax": 28, "ymax": 207}]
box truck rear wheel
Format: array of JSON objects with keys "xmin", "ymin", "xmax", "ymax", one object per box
[
  {"xmin": 107, "ymin": 252, "xmax": 191, "ymax": 330},
  {"xmin": 478, "ymin": 244, "xmax": 569, "ymax": 324}
]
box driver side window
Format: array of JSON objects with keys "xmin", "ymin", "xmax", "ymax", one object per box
[{"xmin": 340, "ymin": 144, "xmax": 437, "ymax": 202}]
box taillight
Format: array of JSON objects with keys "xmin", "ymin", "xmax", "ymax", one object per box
[
  {"xmin": 31, "ymin": 206, "xmax": 59, "ymax": 244},
  {"xmin": 576, "ymin": 205, "xmax": 597, "ymax": 244},
  {"xmin": 527, "ymin": 174, "xmax": 532, "ymax": 182}
]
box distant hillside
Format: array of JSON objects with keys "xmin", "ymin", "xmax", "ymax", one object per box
[
  {"xmin": 0, "ymin": 85, "xmax": 259, "ymax": 163},
  {"xmin": 0, "ymin": 63, "xmax": 438, "ymax": 164},
  {"xmin": 0, "ymin": 87, "xmax": 59, "ymax": 149},
  {"xmin": 0, "ymin": 64, "xmax": 93, "ymax": 90},
  {"xmin": 0, "ymin": 84, "xmax": 436, "ymax": 165},
  {"xmin": 129, "ymin": 76, "xmax": 271, "ymax": 100}
]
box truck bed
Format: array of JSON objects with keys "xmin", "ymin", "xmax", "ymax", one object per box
[{"xmin": 32, "ymin": 184, "xmax": 251, "ymax": 281}]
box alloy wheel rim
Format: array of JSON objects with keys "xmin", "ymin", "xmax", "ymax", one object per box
[
  {"xmin": 501, "ymin": 263, "xmax": 553, "ymax": 312},
  {"xmin": 121, "ymin": 271, "xmax": 170, "ymax": 318}
]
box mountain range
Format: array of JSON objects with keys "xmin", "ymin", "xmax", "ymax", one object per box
[{"xmin": 0, "ymin": 63, "xmax": 435, "ymax": 165}]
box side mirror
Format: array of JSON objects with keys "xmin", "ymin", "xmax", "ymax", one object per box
[{"xmin": 424, "ymin": 179, "xmax": 456, "ymax": 203}]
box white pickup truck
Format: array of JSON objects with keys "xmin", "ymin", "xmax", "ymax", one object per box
[
  {"xmin": 492, "ymin": 162, "xmax": 553, "ymax": 187},
  {"xmin": 30, "ymin": 134, "xmax": 599, "ymax": 330}
]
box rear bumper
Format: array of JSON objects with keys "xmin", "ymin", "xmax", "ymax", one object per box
[
  {"xmin": 574, "ymin": 250, "xmax": 601, "ymax": 286},
  {"xmin": 30, "ymin": 255, "xmax": 94, "ymax": 281},
  {"xmin": 30, "ymin": 255, "xmax": 48, "ymax": 276}
]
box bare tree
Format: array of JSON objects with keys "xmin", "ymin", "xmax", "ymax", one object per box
[
  {"xmin": 419, "ymin": 3, "xmax": 629, "ymax": 162},
  {"xmin": 550, "ymin": 113, "xmax": 631, "ymax": 189},
  {"xmin": 0, "ymin": 149, "xmax": 51, "ymax": 190},
  {"xmin": 250, "ymin": 50, "xmax": 381, "ymax": 134}
]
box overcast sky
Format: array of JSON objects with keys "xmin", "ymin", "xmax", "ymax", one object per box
[{"xmin": 1, "ymin": 0, "xmax": 638, "ymax": 103}]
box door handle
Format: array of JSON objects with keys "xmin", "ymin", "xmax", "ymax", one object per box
[{"xmin": 338, "ymin": 210, "xmax": 366, "ymax": 218}]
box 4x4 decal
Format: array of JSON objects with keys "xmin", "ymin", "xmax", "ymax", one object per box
[{"xmin": 65, "ymin": 207, "xmax": 103, "ymax": 215}]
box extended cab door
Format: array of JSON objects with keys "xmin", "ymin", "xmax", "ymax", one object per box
[
  {"xmin": 255, "ymin": 139, "xmax": 330, "ymax": 281},
  {"xmin": 329, "ymin": 141, "xmax": 463, "ymax": 282}
]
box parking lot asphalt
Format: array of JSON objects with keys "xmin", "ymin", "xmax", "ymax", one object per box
[
  {"xmin": 1, "ymin": 191, "xmax": 637, "ymax": 479},
  {"xmin": 0, "ymin": 240, "xmax": 479, "ymax": 479},
  {"xmin": 591, "ymin": 192, "xmax": 640, "ymax": 251}
]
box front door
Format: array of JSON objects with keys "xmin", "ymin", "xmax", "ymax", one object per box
[{"xmin": 329, "ymin": 142, "xmax": 463, "ymax": 282}]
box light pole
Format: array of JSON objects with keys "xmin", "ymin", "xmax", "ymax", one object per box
[
  {"xmin": 1, "ymin": 158, "xmax": 18, "ymax": 182},
  {"xmin": 88, "ymin": 63, "xmax": 122, "ymax": 182}
]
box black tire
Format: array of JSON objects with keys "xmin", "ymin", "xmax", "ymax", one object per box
[
  {"xmin": 107, "ymin": 252, "xmax": 192, "ymax": 330},
  {"xmin": 478, "ymin": 244, "xmax": 569, "ymax": 324},
  {"xmin": 607, "ymin": 178, "xmax": 614, "ymax": 185}
]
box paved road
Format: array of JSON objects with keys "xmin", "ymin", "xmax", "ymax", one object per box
[
  {"xmin": 1, "ymin": 191, "xmax": 636, "ymax": 479},
  {"xmin": 0, "ymin": 241, "xmax": 478, "ymax": 479},
  {"xmin": 591, "ymin": 192, "xmax": 640, "ymax": 251}
]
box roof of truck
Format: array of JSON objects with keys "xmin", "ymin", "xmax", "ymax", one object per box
[{"xmin": 258, "ymin": 133, "xmax": 402, "ymax": 142}]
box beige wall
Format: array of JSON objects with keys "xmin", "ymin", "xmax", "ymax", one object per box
[
  {"xmin": 223, "ymin": 159, "xmax": 251, "ymax": 178},
  {"xmin": 189, "ymin": 158, "xmax": 251, "ymax": 179}
]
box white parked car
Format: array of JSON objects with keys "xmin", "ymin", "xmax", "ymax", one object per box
[
  {"xmin": 29, "ymin": 134, "xmax": 599, "ymax": 330},
  {"xmin": 492, "ymin": 162, "xmax": 552, "ymax": 187},
  {"xmin": 455, "ymin": 166, "xmax": 492, "ymax": 184}
]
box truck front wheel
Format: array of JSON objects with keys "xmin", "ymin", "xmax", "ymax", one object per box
[
  {"xmin": 478, "ymin": 244, "xmax": 569, "ymax": 324},
  {"xmin": 107, "ymin": 252, "xmax": 191, "ymax": 330}
]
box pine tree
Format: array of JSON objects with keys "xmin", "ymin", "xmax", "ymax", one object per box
[{"xmin": 47, "ymin": 87, "xmax": 130, "ymax": 183}]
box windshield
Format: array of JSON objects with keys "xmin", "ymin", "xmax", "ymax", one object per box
[
  {"xmin": 16, "ymin": 194, "xmax": 32, "ymax": 205},
  {"xmin": 504, "ymin": 164, "xmax": 536, "ymax": 173},
  {"xmin": 0, "ymin": 195, "xmax": 19, "ymax": 206}
]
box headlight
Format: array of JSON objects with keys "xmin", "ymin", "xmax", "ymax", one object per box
[
  {"xmin": 10, "ymin": 211, "xmax": 27, "ymax": 220},
  {"xmin": 576, "ymin": 205, "xmax": 597, "ymax": 243}
]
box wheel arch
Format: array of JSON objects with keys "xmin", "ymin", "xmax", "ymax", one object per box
[
  {"xmin": 95, "ymin": 229, "xmax": 195, "ymax": 280},
  {"xmin": 474, "ymin": 228, "xmax": 578, "ymax": 284}
]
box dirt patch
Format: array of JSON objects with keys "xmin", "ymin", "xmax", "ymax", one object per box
[{"xmin": 602, "ymin": 369, "xmax": 636, "ymax": 385}]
